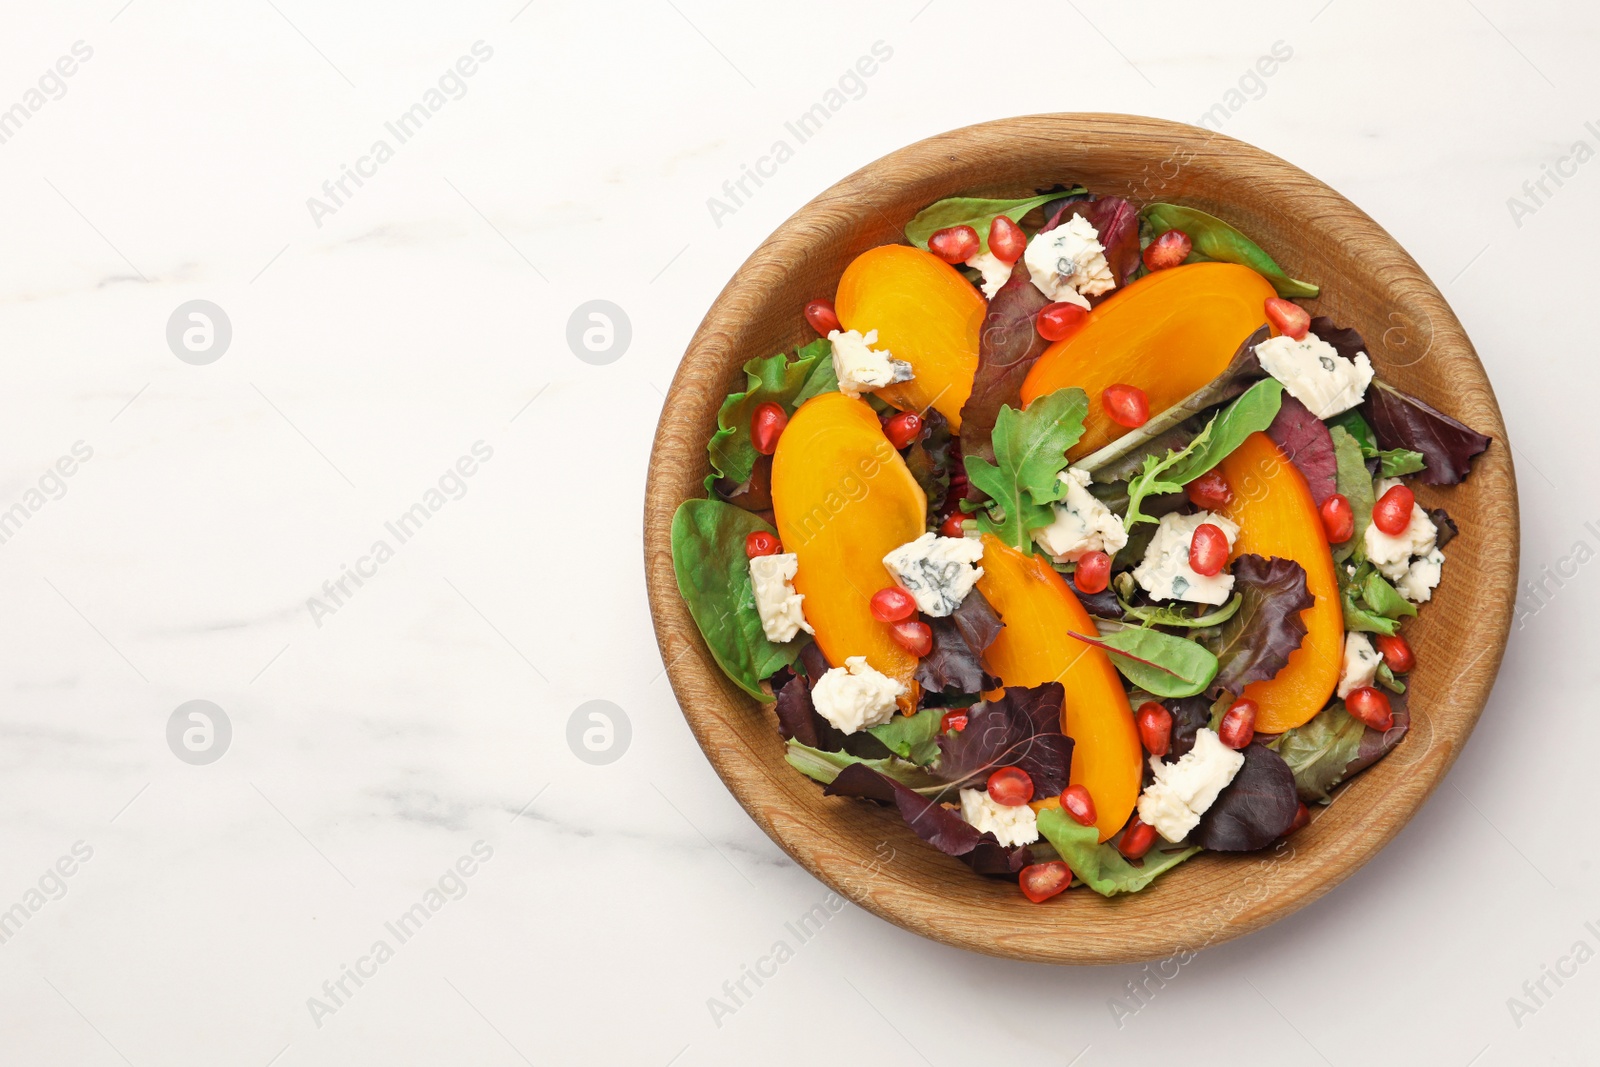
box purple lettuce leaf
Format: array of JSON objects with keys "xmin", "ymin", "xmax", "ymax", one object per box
[
  {"xmin": 1195, "ymin": 742, "xmax": 1300, "ymax": 851},
  {"xmin": 933, "ymin": 682, "xmax": 1073, "ymax": 800},
  {"xmin": 823, "ymin": 763, "xmax": 1033, "ymax": 876},
  {"xmin": 1204, "ymin": 555, "xmax": 1313, "ymax": 699},
  {"xmin": 1308, "ymin": 317, "xmax": 1368, "ymax": 364},
  {"xmin": 904, "ymin": 408, "xmax": 954, "ymax": 521},
  {"xmin": 1276, "ymin": 696, "xmax": 1409, "ymax": 804},
  {"xmin": 915, "ymin": 589, "xmax": 1004, "ymax": 695},
  {"xmin": 1266, "ymin": 394, "xmax": 1338, "ymax": 505},
  {"xmin": 957, "ymin": 271, "xmax": 1051, "ymax": 465},
  {"xmin": 1162, "ymin": 694, "xmax": 1225, "ymax": 764},
  {"xmin": 1430, "ymin": 507, "xmax": 1458, "ymax": 548},
  {"xmin": 1362, "ymin": 380, "xmax": 1491, "ymax": 485}
]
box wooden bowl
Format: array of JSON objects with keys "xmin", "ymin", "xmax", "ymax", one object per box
[{"xmin": 643, "ymin": 114, "xmax": 1517, "ymax": 964}]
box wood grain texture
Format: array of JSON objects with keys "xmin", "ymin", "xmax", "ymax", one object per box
[{"xmin": 642, "ymin": 114, "xmax": 1518, "ymax": 964}]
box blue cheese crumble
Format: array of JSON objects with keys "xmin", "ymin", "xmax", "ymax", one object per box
[
  {"xmin": 964, "ymin": 250, "xmax": 1013, "ymax": 298},
  {"xmin": 827, "ymin": 328, "xmax": 914, "ymax": 399},
  {"xmin": 1364, "ymin": 478, "xmax": 1445, "ymax": 602},
  {"xmin": 1033, "ymin": 468, "xmax": 1128, "ymax": 563},
  {"xmin": 811, "ymin": 656, "xmax": 904, "ymax": 734},
  {"xmin": 1132, "ymin": 511, "xmax": 1241, "ymax": 605},
  {"xmin": 959, "ymin": 787, "xmax": 1039, "ymax": 847},
  {"xmin": 748, "ymin": 552, "xmax": 813, "ymax": 643},
  {"xmin": 882, "ymin": 532, "xmax": 984, "ymax": 617},
  {"xmin": 1255, "ymin": 332, "xmax": 1374, "ymax": 418},
  {"xmin": 1337, "ymin": 631, "xmax": 1382, "ymax": 698},
  {"xmin": 1022, "ymin": 215, "xmax": 1114, "ymax": 309}
]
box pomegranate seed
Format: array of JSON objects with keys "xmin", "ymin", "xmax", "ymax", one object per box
[
  {"xmin": 1142, "ymin": 229, "xmax": 1192, "ymax": 271},
  {"xmin": 1189, "ymin": 522, "xmax": 1230, "ymax": 577},
  {"xmin": 1319, "ymin": 493, "xmax": 1355, "ymax": 543},
  {"xmin": 870, "ymin": 587, "xmax": 917, "ymax": 623},
  {"xmin": 744, "ymin": 531, "xmax": 780, "ymax": 558},
  {"xmin": 1373, "ymin": 484, "xmax": 1415, "ymax": 536},
  {"xmin": 1373, "ymin": 633, "xmax": 1415, "ymax": 673},
  {"xmin": 938, "ymin": 512, "xmax": 966, "ymax": 538},
  {"xmin": 988, "ymin": 215, "xmax": 1027, "ymax": 264},
  {"xmin": 1346, "ymin": 686, "xmax": 1394, "ymax": 731},
  {"xmin": 1074, "ymin": 550, "xmax": 1111, "ymax": 595},
  {"xmin": 1218, "ymin": 698, "xmax": 1257, "ymax": 749},
  {"xmin": 1288, "ymin": 802, "xmax": 1311, "ymax": 834},
  {"xmin": 1187, "ymin": 469, "xmax": 1233, "ymax": 510},
  {"xmin": 889, "ymin": 619, "xmax": 932, "ymax": 657},
  {"xmin": 1117, "ymin": 816, "xmax": 1158, "ymax": 860},
  {"xmin": 1136, "ymin": 701, "xmax": 1172, "ymax": 757},
  {"xmin": 987, "ymin": 766, "xmax": 1034, "ymax": 806},
  {"xmin": 928, "ymin": 225, "xmax": 980, "ymax": 264},
  {"xmin": 1036, "ymin": 301, "xmax": 1089, "ymax": 342},
  {"xmin": 750, "ymin": 401, "xmax": 788, "ymax": 456},
  {"xmin": 940, "ymin": 709, "xmax": 969, "ymax": 733},
  {"xmin": 803, "ymin": 298, "xmax": 841, "ymax": 336},
  {"xmin": 1019, "ymin": 861, "xmax": 1072, "ymax": 903},
  {"xmin": 1102, "ymin": 384, "xmax": 1149, "ymax": 428},
  {"xmin": 1060, "ymin": 784, "xmax": 1097, "ymax": 827},
  {"xmin": 1264, "ymin": 297, "xmax": 1310, "ymax": 340},
  {"xmin": 882, "ymin": 411, "xmax": 923, "ymax": 450}
]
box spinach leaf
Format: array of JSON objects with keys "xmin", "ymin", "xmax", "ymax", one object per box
[
  {"xmin": 706, "ymin": 339, "xmax": 833, "ymax": 490},
  {"xmin": 1036, "ymin": 808, "xmax": 1200, "ymax": 897},
  {"xmin": 905, "ymin": 192, "xmax": 1076, "ymax": 254},
  {"xmin": 1195, "ymin": 742, "xmax": 1300, "ymax": 850},
  {"xmin": 790, "ymin": 347, "xmax": 840, "ymax": 407},
  {"xmin": 963, "ymin": 388, "xmax": 1089, "ymax": 552},
  {"xmin": 1275, "ymin": 699, "xmax": 1409, "ymax": 804},
  {"xmin": 867, "ymin": 708, "xmax": 945, "ymax": 765},
  {"xmin": 1204, "ymin": 555, "xmax": 1313, "ymax": 699},
  {"xmin": 1077, "ymin": 326, "xmax": 1270, "ymax": 479},
  {"xmin": 1124, "ymin": 379, "xmax": 1284, "ymax": 527},
  {"xmin": 671, "ymin": 499, "xmax": 804, "ymax": 700},
  {"xmin": 1141, "ymin": 203, "xmax": 1320, "ymax": 298},
  {"xmin": 1067, "ymin": 627, "xmax": 1219, "ymax": 698},
  {"xmin": 1326, "ymin": 408, "xmax": 1377, "ymax": 454},
  {"xmin": 958, "ymin": 268, "xmax": 1051, "ymax": 464},
  {"xmin": 1328, "ymin": 425, "xmax": 1374, "ymax": 563},
  {"xmin": 1362, "ymin": 380, "xmax": 1491, "ymax": 485},
  {"xmin": 1362, "ymin": 571, "xmax": 1417, "ymax": 620}
]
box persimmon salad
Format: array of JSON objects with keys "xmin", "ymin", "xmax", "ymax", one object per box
[{"xmin": 670, "ymin": 188, "xmax": 1491, "ymax": 903}]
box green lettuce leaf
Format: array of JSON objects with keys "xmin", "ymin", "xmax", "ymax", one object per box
[
  {"xmin": 1362, "ymin": 571, "xmax": 1417, "ymax": 620},
  {"xmin": 706, "ymin": 340, "xmax": 833, "ymax": 491},
  {"xmin": 784, "ymin": 740, "xmax": 943, "ymax": 792},
  {"xmin": 1141, "ymin": 203, "xmax": 1319, "ymax": 298},
  {"xmin": 670, "ymin": 499, "xmax": 804, "ymax": 700},
  {"xmin": 1124, "ymin": 379, "xmax": 1285, "ymax": 527},
  {"xmin": 1066, "ymin": 626, "xmax": 1219, "ymax": 698},
  {"xmin": 1338, "ymin": 563, "xmax": 1400, "ymax": 635},
  {"xmin": 1036, "ymin": 808, "xmax": 1200, "ymax": 897},
  {"xmin": 1328, "ymin": 424, "xmax": 1374, "ymax": 563},
  {"xmin": 867, "ymin": 707, "xmax": 945, "ymax": 765},
  {"xmin": 905, "ymin": 191, "xmax": 1077, "ymax": 254},
  {"xmin": 963, "ymin": 387, "xmax": 1089, "ymax": 552},
  {"xmin": 1273, "ymin": 699, "xmax": 1409, "ymax": 804}
]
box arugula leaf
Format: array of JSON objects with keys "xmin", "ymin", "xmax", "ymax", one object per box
[
  {"xmin": 706, "ymin": 340, "xmax": 833, "ymax": 490},
  {"xmin": 1195, "ymin": 743, "xmax": 1299, "ymax": 850},
  {"xmin": 1036, "ymin": 808, "xmax": 1200, "ymax": 897},
  {"xmin": 1362, "ymin": 571, "xmax": 1417, "ymax": 620},
  {"xmin": 1328, "ymin": 425, "xmax": 1374, "ymax": 564},
  {"xmin": 905, "ymin": 192, "xmax": 1075, "ymax": 254},
  {"xmin": 1067, "ymin": 627, "xmax": 1219, "ymax": 698},
  {"xmin": 1077, "ymin": 326, "xmax": 1270, "ymax": 479},
  {"xmin": 1119, "ymin": 594, "xmax": 1242, "ymax": 629},
  {"xmin": 671, "ymin": 500, "xmax": 805, "ymax": 700},
  {"xmin": 1204, "ymin": 555, "xmax": 1313, "ymax": 699},
  {"xmin": 1274, "ymin": 699, "xmax": 1409, "ymax": 804},
  {"xmin": 1362, "ymin": 380, "xmax": 1491, "ymax": 485},
  {"xmin": 963, "ymin": 388, "xmax": 1089, "ymax": 552},
  {"xmin": 1124, "ymin": 379, "xmax": 1285, "ymax": 527},
  {"xmin": 1141, "ymin": 203, "xmax": 1320, "ymax": 298},
  {"xmin": 867, "ymin": 708, "xmax": 945, "ymax": 765}
]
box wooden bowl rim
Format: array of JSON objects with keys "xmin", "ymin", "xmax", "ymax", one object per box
[{"xmin": 643, "ymin": 113, "xmax": 1518, "ymax": 964}]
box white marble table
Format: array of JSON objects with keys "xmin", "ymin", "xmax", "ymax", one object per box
[{"xmin": 0, "ymin": 1, "xmax": 1592, "ymax": 1063}]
